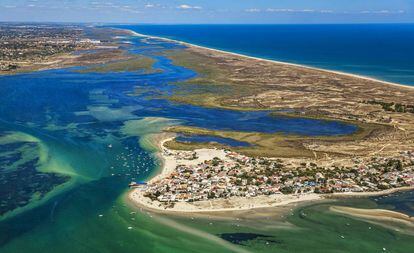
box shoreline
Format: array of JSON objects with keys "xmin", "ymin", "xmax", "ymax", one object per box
[
  {"xmin": 129, "ymin": 187, "xmax": 322, "ymax": 214},
  {"xmin": 124, "ymin": 29, "xmax": 414, "ymax": 91},
  {"xmin": 146, "ymin": 134, "xmax": 176, "ymax": 184},
  {"xmin": 327, "ymin": 186, "xmax": 414, "ymax": 198},
  {"xmin": 330, "ymin": 206, "xmax": 414, "ymax": 226},
  {"xmin": 121, "ymin": 27, "xmax": 414, "ymax": 214},
  {"xmin": 129, "ymin": 180, "xmax": 414, "ymax": 215},
  {"xmin": 129, "ymin": 134, "xmax": 323, "ymax": 213},
  {"xmin": 330, "ymin": 206, "xmax": 414, "ymax": 235},
  {"xmin": 128, "ymin": 134, "xmax": 414, "ymax": 214}
]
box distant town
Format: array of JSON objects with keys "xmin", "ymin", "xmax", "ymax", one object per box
[
  {"xmin": 0, "ymin": 24, "xmax": 98, "ymax": 72},
  {"xmin": 143, "ymin": 147, "xmax": 414, "ymax": 204}
]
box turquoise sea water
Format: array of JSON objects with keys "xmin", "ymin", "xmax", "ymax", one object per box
[
  {"xmin": 118, "ymin": 24, "xmax": 414, "ymax": 86},
  {"xmin": 0, "ymin": 28, "xmax": 413, "ymax": 253}
]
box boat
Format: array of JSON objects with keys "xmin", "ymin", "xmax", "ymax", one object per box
[{"xmin": 129, "ymin": 181, "xmax": 147, "ymax": 188}]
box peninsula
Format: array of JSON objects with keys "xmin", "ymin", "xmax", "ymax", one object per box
[
  {"xmin": 128, "ymin": 31, "xmax": 414, "ymax": 212},
  {"xmin": 0, "ymin": 24, "xmax": 148, "ymax": 75}
]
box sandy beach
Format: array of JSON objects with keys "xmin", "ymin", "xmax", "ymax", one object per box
[
  {"xmin": 125, "ymin": 30, "xmax": 414, "ymax": 91},
  {"xmin": 121, "ymin": 28, "xmax": 414, "ymax": 214},
  {"xmin": 330, "ymin": 206, "xmax": 414, "ymax": 226},
  {"xmin": 327, "ymin": 186, "xmax": 414, "ymax": 198},
  {"xmin": 128, "ymin": 134, "xmax": 413, "ymax": 214},
  {"xmin": 145, "ymin": 135, "xmax": 175, "ymax": 184},
  {"xmin": 330, "ymin": 205, "xmax": 414, "ymax": 236},
  {"xmin": 146, "ymin": 135, "xmax": 228, "ymax": 185},
  {"xmin": 130, "ymin": 186, "xmax": 321, "ymax": 213},
  {"xmin": 128, "ymin": 134, "xmax": 322, "ymax": 213}
]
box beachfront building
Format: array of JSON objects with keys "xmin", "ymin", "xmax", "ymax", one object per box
[{"xmin": 143, "ymin": 149, "xmax": 414, "ymax": 204}]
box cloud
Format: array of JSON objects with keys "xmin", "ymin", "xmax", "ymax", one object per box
[
  {"xmin": 320, "ymin": 10, "xmax": 334, "ymax": 13},
  {"xmin": 359, "ymin": 10, "xmax": 405, "ymax": 14},
  {"xmin": 266, "ymin": 9, "xmax": 329, "ymax": 13},
  {"xmin": 245, "ymin": 8, "xmax": 405, "ymax": 15},
  {"xmin": 177, "ymin": 4, "xmax": 202, "ymax": 10},
  {"xmin": 85, "ymin": 2, "xmax": 143, "ymax": 14},
  {"xmin": 245, "ymin": 8, "xmax": 337, "ymax": 14}
]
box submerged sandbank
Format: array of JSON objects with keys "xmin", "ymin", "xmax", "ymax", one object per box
[
  {"xmin": 330, "ymin": 206, "xmax": 414, "ymax": 235},
  {"xmin": 330, "ymin": 206, "xmax": 414, "ymax": 225}
]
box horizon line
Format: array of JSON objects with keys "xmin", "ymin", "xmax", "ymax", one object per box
[{"xmin": 1, "ymin": 21, "xmax": 414, "ymax": 26}]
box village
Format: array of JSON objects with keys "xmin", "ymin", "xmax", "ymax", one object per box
[
  {"xmin": 142, "ymin": 147, "xmax": 414, "ymax": 204},
  {"xmin": 0, "ymin": 24, "xmax": 98, "ymax": 72}
]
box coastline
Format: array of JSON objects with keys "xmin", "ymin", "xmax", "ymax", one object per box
[
  {"xmin": 129, "ymin": 186, "xmax": 322, "ymax": 214},
  {"xmin": 124, "ymin": 29, "xmax": 414, "ymax": 91},
  {"xmin": 327, "ymin": 186, "xmax": 414, "ymax": 198},
  {"xmin": 129, "ymin": 134, "xmax": 322, "ymax": 213},
  {"xmin": 121, "ymin": 27, "xmax": 414, "ymax": 214},
  {"xmin": 128, "ymin": 134, "xmax": 414, "ymax": 214},
  {"xmin": 330, "ymin": 206, "xmax": 414, "ymax": 226},
  {"xmin": 146, "ymin": 134, "xmax": 176, "ymax": 184},
  {"xmin": 330, "ymin": 205, "xmax": 414, "ymax": 235}
]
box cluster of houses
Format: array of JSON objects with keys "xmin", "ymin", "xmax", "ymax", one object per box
[
  {"xmin": 0, "ymin": 24, "xmax": 96, "ymax": 71},
  {"xmin": 144, "ymin": 150, "xmax": 414, "ymax": 203}
]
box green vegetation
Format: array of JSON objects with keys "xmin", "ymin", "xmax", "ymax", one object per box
[
  {"xmin": 78, "ymin": 56, "xmax": 156, "ymax": 73},
  {"xmin": 164, "ymin": 50, "xmax": 268, "ymax": 109},
  {"xmin": 164, "ymin": 122, "xmax": 388, "ymax": 158},
  {"xmin": 165, "ymin": 126, "xmax": 313, "ymax": 158},
  {"xmin": 166, "ymin": 50, "xmax": 230, "ymax": 85},
  {"xmin": 366, "ymin": 100, "xmax": 414, "ymax": 114},
  {"xmin": 154, "ymin": 48, "xmax": 400, "ymax": 162}
]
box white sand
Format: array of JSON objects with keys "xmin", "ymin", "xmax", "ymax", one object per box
[
  {"xmin": 126, "ymin": 30, "xmax": 414, "ymax": 91},
  {"xmin": 122, "ymin": 29, "xmax": 414, "ymax": 213},
  {"xmin": 148, "ymin": 137, "xmax": 227, "ymax": 184},
  {"xmin": 129, "ymin": 188, "xmax": 321, "ymax": 213},
  {"xmin": 129, "ymin": 135, "xmax": 321, "ymax": 213},
  {"xmin": 129, "ymin": 135, "xmax": 414, "ymax": 213},
  {"xmin": 328, "ymin": 186, "xmax": 414, "ymax": 198}
]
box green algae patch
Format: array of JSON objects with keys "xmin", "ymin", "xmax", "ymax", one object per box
[{"xmin": 0, "ymin": 132, "xmax": 72, "ymax": 219}]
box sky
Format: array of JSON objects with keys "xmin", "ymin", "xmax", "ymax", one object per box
[{"xmin": 0, "ymin": 0, "xmax": 413, "ymax": 24}]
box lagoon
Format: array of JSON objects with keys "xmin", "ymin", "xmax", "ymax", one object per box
[{"xmin": 0, "ymin": 29, "xmax": 412, "ymax": 253}]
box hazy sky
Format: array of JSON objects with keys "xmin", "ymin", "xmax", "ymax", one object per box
[{"xmin": 1, "ymin": 0, "xmax": 413, "ymax": 24}]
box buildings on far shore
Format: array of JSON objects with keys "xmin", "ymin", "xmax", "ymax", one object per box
[{"xmin": 0, "ymin": 24, "xmax": 98, "ymax": 72}]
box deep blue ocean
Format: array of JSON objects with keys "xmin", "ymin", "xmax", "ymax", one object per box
[{"xmin": 118, "ymin": 24, "xmax": 414, "ymax": 86}]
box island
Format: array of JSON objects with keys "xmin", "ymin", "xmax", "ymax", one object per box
[
  {"xmin": 127, "ymin": 31, "xmax": 414, "ymax": 212},
  {"xmin": 1, "ymin": 24, "xmax": 413, "ymax": 215}
]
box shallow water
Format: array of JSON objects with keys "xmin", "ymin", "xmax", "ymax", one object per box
[
  {"xmin": 171, "ymin": 191, "xmax": 414, "ymax": 253},
  {"xmin": 0, "ymin": 33, "xmax": 412, "ymax": 253}
]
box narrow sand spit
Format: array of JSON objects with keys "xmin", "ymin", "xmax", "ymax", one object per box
[{"xmin": 330, "ymin": 206, "xmax": 414, "ymax": 230}]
